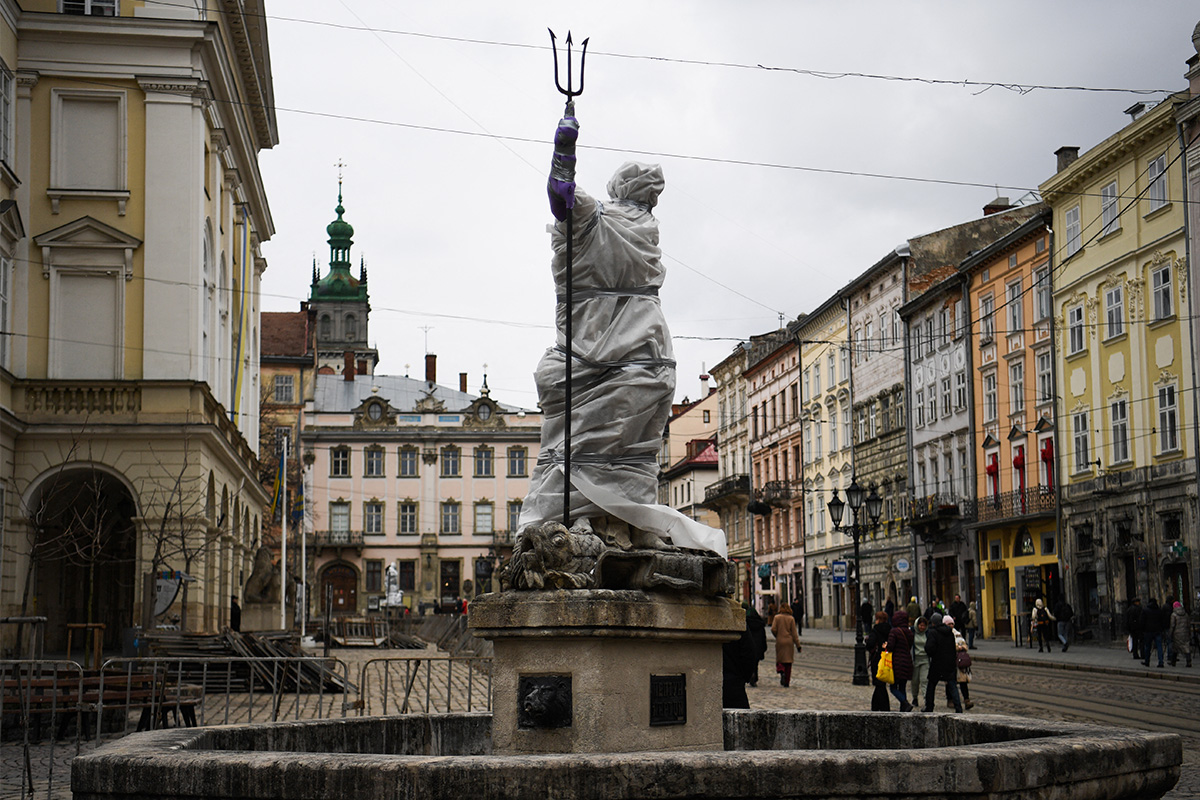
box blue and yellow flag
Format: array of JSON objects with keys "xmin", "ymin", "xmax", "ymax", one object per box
[{"xmin": 269, "ymin": 456, "xmax": 284, "ymax": 522}]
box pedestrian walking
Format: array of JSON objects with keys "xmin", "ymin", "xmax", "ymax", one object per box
[
  {"xmin": 229, "ymin": 595, "xmax": 241, "ymax": 633},
  {"xmin": 1126, "ymin": 598, "xmax": 1144, "ymax": 659},
  {"xmin": 1031, "ymin": 599, "xmax": 1055, "ymax": 653},
  {"xmin": 859, "ymin": 599, "xmax": 875, "ymax": 637},
  {"xmin": 1142, "ymin": 598, "xmax": 1166, "ymax": 668},
  {"xmin": 965, "ymin": 601, "xmax": 979, "ymax": 649},
  {"xmin": 1167, "ymin": 601, "xmax": 1193, "ymax": 668},
  {"xmin": 911, "ymin": 616, "xmax": 930, "ymax": 710},
  {"xmin": 905, "ymin": 596, "xmax": 921, "ymax": 623},
  {"xmin": 745, "ymin": 603, "xmax": 767, "ymax": 686},
  {"xmin": 923, "ymin": 598, "xmax": 939, "ymax": 622},
  {"xmin": 722, "ymin": 612, "xmax": 758, "ymax": 709},
  {"xmin": 886, "ymin": 611, "xmax": 915, "ymax": 711},
  {"xmin": 1164, "ymin": 596, "xmax": 1176, "ymax": 664},
  {"xmin": 1053, "ymin": 597, "xmax": 1074, "ymax": 652},
  {"xmin": 865, "ymin": 611, "xmax": 892, "ymax": 711},
  {"xmin": 770, "ymin": 603, "xmax": 800, "ymax": 687},
  {"xmin": 948, "ymin": 595, "xmax": 968, "ymax": 633},
  {"xmin": 766, "ymin": 599, "xmax": 778, "ymax": 628},
  {"xmin": 922, "ymin": 614, "xmax": 963, "ymax": 713},
  {"xmin": 884, "ymin": 597, "xmax": 896, "ymax": 623},
  {"xmin": 953, "ymin": 624, "xmax": 974, "ymax": 710}
]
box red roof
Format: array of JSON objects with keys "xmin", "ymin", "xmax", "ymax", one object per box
[{"xmin": 262, "ymin": 311, "xmax": 310, "ymax": 358}]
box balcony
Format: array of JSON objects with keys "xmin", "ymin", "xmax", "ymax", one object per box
[
  {"xmin": 703, "ymin": 474, "xmax": 751, "ymax": 507},
  {"xmin": 966, "ymin": 488, "xmax": 1054, "ymax": 523},
  {"xmin": 761, "ymin": 480, "xmax": 791, "ymax": 508},
  {"xmin": 908, "ymin": 493, "xmax": 963, "ymax": 521},
  {"xmin": 313, "ymin": 529, "xmax": 365, "ymax": 556}
]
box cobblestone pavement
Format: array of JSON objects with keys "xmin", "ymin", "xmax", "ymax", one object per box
[{"xmin": 4, "ymin": 638, "xmax": 1194, "ymax": 799}]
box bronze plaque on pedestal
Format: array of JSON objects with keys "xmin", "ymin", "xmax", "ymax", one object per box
[{"xmin": 649, "ymin": 674, "xmax": 686, "ymax": 726}]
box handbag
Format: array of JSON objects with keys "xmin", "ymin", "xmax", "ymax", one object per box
[
  {"xmin": 956, "ymin": 649, "xmax": 972, "ymax": 669},
  {"xmin": 876, "ymin": 645, "xmax": 895, "ymax": 684}
]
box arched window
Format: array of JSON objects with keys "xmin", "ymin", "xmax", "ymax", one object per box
[
  {"xmin": 320, "ymin": 314, "xmax": 331, "ymax": 340},
  {"xmin": 345, "ymin": 314, "xmax": 357, "ymax": 340}
]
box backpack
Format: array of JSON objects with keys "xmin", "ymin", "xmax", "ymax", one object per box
[{"xmin": 1037, "ymin": 607, "xmax": 1050, "ymax": 625}]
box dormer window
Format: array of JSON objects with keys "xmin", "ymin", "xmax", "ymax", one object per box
[{"xmin": 63, "ymin": 0, "xmax": 116, "ymax": 15}]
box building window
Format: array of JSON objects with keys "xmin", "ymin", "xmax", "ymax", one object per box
[
  {"xmin": 1036, "ymin": 351, "xmax": 1052, "ymax": 403},
  {"xmin": 1111, "ymin": 400, "xmax": 1129, "ymax": 464},
  {"xmin": 331, "ymin": 447, "xmax": 350, "ymax": 477},
  {"xmin": 1147, "ymin": 153, "xmax": 1167, "ymax": 212},
  {"xmin": 399, "ymin": 502, "xmax": 418, "ymax": 534},
  {"xmin": 364, "ymin": 447, "xmax": 385, "ymax": 477},
  {"xmin": 475, "ymin": 502, "xmax": 494, "ymax": 534},
  {"xmin": 1064, "ymin": 205, "xmax": 1082, "ymax": 256},
  {"xmin": 273, "ymin": 374, "xmax": 294, "ymax": 404},
  {"xmin": 1101, "ymin": 180, "xmax": 1120, "ymax": 235},
  {"xmin": 441, "ymin": 446, "xmax": 461, "ymax": 477},
  {"xmin": 1034, "ymin": 266, "xmax": 1051, "ymax": 321},
  {"xmin": 0, "ymin": 65, "xmax": 11, "ymax": 166},
  {"xmin": 940, "ymin": 379, "xmax": 951, "ymax": 419},
  {"xmin": 829, "ymin": 410, "xmax": 838, "ymax": 452},
  {"xmin": 1105, "ymin": 286, "xmax": 1124, "ymax": 339},
  {"xmin": 979, "ymin": 294, "xmax": 995, "ymax": 341},
  {"xmin": 703, "ymin": 409, "xmax": 711, "ymax": 424},
  {"xmin": 345, "ymin": 314, "xmax": 357, "ymax": 341},
  {"xmin": 814, "ymin": 422, "xmax": 823, "ymax": 460},
  {"xmin": 1152, "ymin": 264, "xmax": 1173, "ymax": 320},
  {"xmin": 840, "ymin": 346, "xmax": 849, "ymax": 381},
  {"xmin": 926, "ymin": 386, "xmax": 937, "ymax": 424},
  {"xmin": 364, "ymin": 501, "xmax": 383, "ymax": 535},
  {"xmin": 51, "ymin": 88, "xmax": 127, "ymax": 193},
  {"xmin": 399, "ymin": 447, "xmax": 419, "ymax": 477},
  {"xmin": 812, "ymin": 365, "xmax": 821, "ymax": 397},
  {"xmin": 440, "ymin": 501, "xmax": 461, "ymax": 534},
  {"xmin": 1006, "ymin": 280, "xmax": 1023, "ymax": 335},
  {"xmin": 1073, "ymin": 412, "xmax": 1090, "ymax": 473},
  {"xmin": 508, "ymin": 500, "xmax": 523, "ymax": 532},
  {"xmin": 63, "ymin": 0, "xmax": 117, "ymax": 13},
  {"xmin": 507, "ymin": 447, "xmax": 528, "ymax": 476},
  {"xmin": 365, "ymin": 561, "xmax": 383, "ymax": 593},
  {"xmin": 864, "ymin": 320, "xmax": 873, "ymax": 361},
  {"xmin": 1067, "ymin": 305, "xmax": 1085, "ymax": 354},
  {"xmin": 983, "ymin": 373, "xmax": 997, "ymax": 423},
  {"xmin": 474, "ymin": 446, "xmax": 494, "ymax": 477},
  {"xmin": 1009, "ymin": 361, "xmax": 1024, "ymax": 414},
  {"xmin": 330, "ymin": 502, "xmax": 350, "ymax": 536},
  {"xmin": 827, "ymin": 353, "xmax": 836, "ymax": 386},
  {"xmin": 915, "ymin": 390, "xmax": 925, "ymax": 426},
  {"xmin": 319, "ymin": 314, "xmax": 331, "ymax": 340},
  {"xmin": 1159, "ymin": 384, "xmax": 1179, "ymax": 453},
  {"xmin": 274, "ymin": 426, "xmax": 292, "ymax": 456},
  {"xmin": 802, "ymin": 369, "xmax": 810, "ymax": 402}
]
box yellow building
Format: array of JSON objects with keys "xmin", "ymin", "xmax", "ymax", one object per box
[
  {"xmin": 0, "ymin": 1, "xmax": 276, "ymax": 652},
  {"xmin": 961, "ymin": 207, "xmax": 1058, "ymax": 642},
  {"xmin": 1041, "ymin": 95, "xmax": 1194, "ymax": 641}
]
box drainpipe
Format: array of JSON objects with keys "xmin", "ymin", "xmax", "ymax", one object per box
[{"xmin": 1178, "ymin": 119, "xmax": 1200, "ymax": 613}]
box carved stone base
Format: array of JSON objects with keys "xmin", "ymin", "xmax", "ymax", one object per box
[
  {"xmin": 240, "ymin": 601, "xmax": 289, "ymax": 633},
  {"xmin": 469, "ymin": 589, "xmax": 743, "ymax": 755}
]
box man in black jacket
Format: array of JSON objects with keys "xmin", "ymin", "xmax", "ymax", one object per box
[
  {"xmin": 1142, "ymin": 598, "xmax": 1166, "ymax": 668},
  {"xmin": 1126, "ymin": 598, "xmax": 1144, "ymax": 660},
  {"xmin": 948, "ymin": 595, "xmax": 968, "ymax": 633},
  {"xmin": 744, "ymin": 603, "xmax": 768, "ymax": 687},
  {"xmin": 921, "ymin": 615, "xmax": 963, "ymax": 713}
]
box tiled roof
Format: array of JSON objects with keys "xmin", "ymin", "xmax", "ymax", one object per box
[
  {"xmin": 312, "ymin": 373, "xmax": 534, "ymax": 414},
  {"xmin": 262, "ymin": 311, "xmax": 310, "ymax": 357}
]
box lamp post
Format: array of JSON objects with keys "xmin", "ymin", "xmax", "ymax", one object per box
[{"xmin": 827, "ymin": 476, "xmax": 883, "ymax": 686}]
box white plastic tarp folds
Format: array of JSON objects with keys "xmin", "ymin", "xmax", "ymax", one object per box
[{"xmin": 519, "ymin": 163, "xmax": 727, "ymax": 558}]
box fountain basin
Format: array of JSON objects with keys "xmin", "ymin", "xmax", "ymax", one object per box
[{"xmin": 71, "ymin": 710, "xmax": 1180, "ymax": 799}]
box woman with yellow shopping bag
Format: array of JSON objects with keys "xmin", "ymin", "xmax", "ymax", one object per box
[
  {"xmin": 886, "ymin": 610, "xmax": 915, "ymax": 711},
  {"xmin": 865, "ymin": 611, "xmax": 893, "ymax": 711}
]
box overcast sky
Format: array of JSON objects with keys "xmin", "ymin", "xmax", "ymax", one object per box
[{"xmin": 257, "ymin": 2, "xmax": 1200, "ymax": 409}]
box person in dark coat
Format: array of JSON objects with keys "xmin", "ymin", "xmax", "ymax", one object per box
[
  {"xmin": 744, "ymin": 603, "xmax": 768, "ymax": 687},
  {"xmin": 1168, "ymin": 601, "xmax": 1193, "ymax": 668},
  {"xmin": 886, "ymin": 610, "xmax": 915, "ymax": 711},
  {"xmin": 229, "ymin": 596, "xmax": 241, "ymax": 633},
  {"xmin": 884, "ymin": 597, "xmax": 896, "ymax": 622},
  {"xmin": 1126, "ymin": 598, "xmax": 1144, "ymax": 659},
  {"xmin": 947, "ymin": 595, "xmax": 968, "ymax": 633},
  {"xmin": 1053, "ymin": 597, "xmax": 1074, "ymax": 652},
  {"xmin": 865, "ymin": 611, "xmax": 892, "ymax": 711},
  {"xmin": 1142, "ymin": 598, "xmax": 1166, "ymax": 668},
  {"xmin": 922, "ymin": 614, "xmax": 963, "ymax": 712},
  {"xmin": 722, "ymin": 620, "xmax": 757, "ymax": 708},
  {"xmin": 859, "ymin": 599, "xmax": 875, "ymax": 637}
]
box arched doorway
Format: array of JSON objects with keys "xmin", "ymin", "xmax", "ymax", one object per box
[
  {"xmin": 27, "ymin": 467, "xmax": 139, "ymax": 653},
  {"xmin": 321, "ymin": 563, "xmax": 358, "ymax": 616}
]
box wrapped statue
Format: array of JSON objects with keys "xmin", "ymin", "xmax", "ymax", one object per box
[{"xmin": 517, "ymin": 108, "xmax": 727, "ymax": 565}]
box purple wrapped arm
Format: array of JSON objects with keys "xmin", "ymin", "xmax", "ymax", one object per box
[{"xmin": 547, "ymin": 112, "xmax": 579, "ymax": 221}]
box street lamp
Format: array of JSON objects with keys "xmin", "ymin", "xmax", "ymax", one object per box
[{"xmin": 828, "ymin": 477, "xmax": 883, "ymax": 686}]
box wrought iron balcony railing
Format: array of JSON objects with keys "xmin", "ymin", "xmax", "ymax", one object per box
[
  {"xmin": 761, "ymin": 480, "xmax": 792, "ymax": 507},
  {"xmin": 314, "ymin": 530, "xmax": 365, "ymax": 548},
  {"xmin": 908, "ymin": 493, "xmax": 964, "ymax": 520},
  {"xmin": 963, "ymin": 487, "xmax": 1054, "ymax": 523},
  {"xmin": 704, "ymin": 474, "xmax": 751, "ymax": 505}
]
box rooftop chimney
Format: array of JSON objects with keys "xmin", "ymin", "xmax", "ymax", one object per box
[
  {"xmin": 1123, "ymin": 102, "xmax": 1147, "ymax": 121},
  {"xmin": 983, "ymin": 196, "xmax": 1013, "ymax": 216},
  {"xmin": 699, "ymin": 372, "xmax": 710, "ymax": 396},
  {"xmin": 425, "ymin": 353, "xmax": 437, "ymax": 385},
  {"xmin": 460, "ymin": 372, "xmax": 468, "ymax": 393},
  {"xmin": 1055, "ymin": 146, "xmax": 1080, "ymax": 173},
  {"xmin": 357, "ymin": 359, "xmax": 367, "ymax": 376},
  {"xmin": 343, "ymin": 351, "xmax": 355, "ymax": 382}
]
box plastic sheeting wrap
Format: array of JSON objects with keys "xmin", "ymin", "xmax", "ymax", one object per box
[{"xmin": 520, "ymin": 162, "xmax": 727, "ymax": 557}]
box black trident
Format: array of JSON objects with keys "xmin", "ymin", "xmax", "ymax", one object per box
[{"xmin": 549, "ymin": 28, "xmax": 587, "ymax": 528}]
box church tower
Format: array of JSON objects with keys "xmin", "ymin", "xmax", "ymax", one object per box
[{"xmin": 309, "ymin": 180, "xmax": 379, "ymax": 377}]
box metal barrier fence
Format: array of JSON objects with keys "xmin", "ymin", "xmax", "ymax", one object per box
[
  {"xmin": 1, "ymin": 656, "xmax": 353, "ymax": 800},
  {"xmin": 356, "ymin": 655, "xmax": 492, "ymax": 715}
]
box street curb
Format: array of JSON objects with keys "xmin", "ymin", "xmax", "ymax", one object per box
[{"xmin": 797, "ymin": 640, "xmax": 1200, "ymax": 685}]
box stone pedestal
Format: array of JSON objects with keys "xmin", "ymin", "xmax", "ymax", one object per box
[
  {"xmin": 240, "ymin": 601, "xmax": 288, "ymax": 632},
  {"xmin": 469, "ymin": 589, "xmax": 743, "ymax": 755}
]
